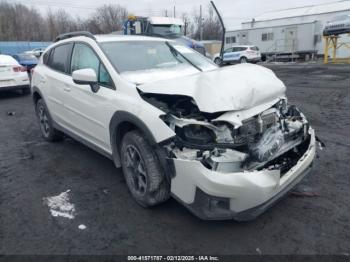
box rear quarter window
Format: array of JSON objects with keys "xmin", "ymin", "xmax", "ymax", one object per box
[
  {"xmin": 43, "ymin": 50, "xmax": 51, "ymax": 65},
  {"xmin": 250, "ymin": 46, "xmax": 259, "ymax": 51}
]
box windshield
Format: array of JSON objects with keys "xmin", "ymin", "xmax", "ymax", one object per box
[
  {"xmin": 100, "ymin": 41, "xmax": 216, "ymax": 73},
  {"xmin": 150, "ymin": 24, "xmax": 183, "ymax": 36}
]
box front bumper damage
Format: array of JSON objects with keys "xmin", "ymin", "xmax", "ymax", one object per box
[
  {"xmin": 170, "ymin": 128, "xmax": 315, "ymax": 221},
  {"xmin": 146, "ymin": 95, "xmax": 316, "ymax": 221}
]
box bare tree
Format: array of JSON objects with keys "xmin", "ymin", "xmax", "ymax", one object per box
[
  {"xmin": 0, "ymin": 2, "xmax": 129, "ymax": 41},
  {"xmin": 88, "ymin": 4, "xmax": 128, "ymax": 34}
]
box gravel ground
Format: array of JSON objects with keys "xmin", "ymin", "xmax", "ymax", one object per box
[{"xmin": 0, "ymin": 64, "xmax": 349, "ymax": 255}]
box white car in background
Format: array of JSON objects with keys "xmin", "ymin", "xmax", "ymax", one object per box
[
  {"xmin": 213, "ymin": 45, "xmax": 261, "ymax": 65},
  {"xmin": 0, "ymin": 54, "xmax": 30, "ymax": 94}
]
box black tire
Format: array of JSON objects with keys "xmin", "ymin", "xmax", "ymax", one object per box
[
  {"xmin": 214, "ymin": 57, "xmax": 222, "ymax": 66},
  {"xmin": 240, "ymin": 57, "xmax": 248, "ymax": 63},
  {"xmin": 22, "ymin": 87, "xmax": 31, "ymax": 95},
  {"xmin": 35, "ymin": 99, "xmax": 63, "ymax": 142},
  {"xmin": 120, "ymin": 130, "xmax": 170, "ymax": 207}
]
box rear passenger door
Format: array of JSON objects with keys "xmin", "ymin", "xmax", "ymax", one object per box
[
  {"xmin": 64, "ymin": 43, "xmax": 115, "ymax": 152},
  {"xmin": 231, "ymin": 47, "xmax": 243, "ymax": 61},
  {"xmin": 44, "ymin": 43, "xmax": 74, "ymax": 126}
]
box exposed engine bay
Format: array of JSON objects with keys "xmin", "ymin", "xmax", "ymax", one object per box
[{"xmin": 141, "ymin": 93, "xmax": 310, "ymax": 175}]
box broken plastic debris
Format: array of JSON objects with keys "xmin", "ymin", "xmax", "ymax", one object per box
[
  {"xmin": 316, "ymin": 136, "xmax": 326, "ymax": 150},
  {"xmin": 78, "ymin": 224, "xmax": 87, "ymax": 230},
  {"xmin": 43, "ymin": 190, "xmax": 76, "ymax": 219}
]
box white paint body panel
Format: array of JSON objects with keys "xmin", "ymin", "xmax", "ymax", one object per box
[{"xmin": 138, "ymin": 64, "xmax": 286, "ymax": 113}]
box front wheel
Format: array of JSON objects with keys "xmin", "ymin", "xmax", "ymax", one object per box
[
  {"xmin": 214, "ymin": 57, "xmax": 222, "ymax": 66},
  {"xmin": 120, "ymin": 130, "xmax": 170, "ymax": 207}
]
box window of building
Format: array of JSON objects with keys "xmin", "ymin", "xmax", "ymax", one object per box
[
  {"xmin": 262, "ymin": 32, "xmax": 274, "ymax": 41},
  {"xmin": 226, "ymin": 36, "xmax": 236, "ymax": 44}
]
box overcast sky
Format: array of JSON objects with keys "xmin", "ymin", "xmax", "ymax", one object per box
[{"xmin": 14, "ymin": 0, "xmax": 338, "ymax": 29}]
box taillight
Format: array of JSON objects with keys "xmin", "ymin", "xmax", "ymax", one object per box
[{"xmin": 13, "ymin": 66, "xmax": 27, "ymax": 72}]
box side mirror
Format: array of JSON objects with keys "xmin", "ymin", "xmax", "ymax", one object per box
[{"xmin": 72, "ymin": 68, "xmax": 100, "ymax": 93}]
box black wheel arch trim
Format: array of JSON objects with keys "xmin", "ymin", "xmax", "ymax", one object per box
[
  {"xmin": 32, "ymin": 86, "xmax": 45, "ymax": 106},
  {"xmin": 109, "ymin": 111, "xmax": 158, "ymax": 168},
  {"xmin": 109, "ymin": 111, "xmax": 176, "ymax": 180}
]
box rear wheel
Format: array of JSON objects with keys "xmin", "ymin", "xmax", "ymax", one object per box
[
  {"xmin": 35, "ymin": 99, "xmax": 63, "ymax": 142},
  {"xmin": 120, "ymin": 130, "xmax": 170, "ymax": 207},
  {"xmin": 240, "ymin": 57, "xmax": 247, "ymax": 63}
]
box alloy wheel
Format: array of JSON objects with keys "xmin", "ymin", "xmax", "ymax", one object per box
[
  {"xmin": 38, "ymin": 105, "xmax": 50, "ymax": 137},
  {"xmin": 124, "ymin": 145, "xmax": 148, "ymax": 195}
]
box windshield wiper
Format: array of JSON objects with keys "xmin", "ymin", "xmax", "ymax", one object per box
[{"xmin": 165, "ymin": 41, "xmax": 202, "ymax": 72}]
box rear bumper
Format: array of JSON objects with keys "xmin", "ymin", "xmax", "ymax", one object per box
[
  {"xmin": 0, "ymin": 84, "xmax": 30, "ymax": 92},
  {"xmin": 171, "ymin": 128, "xmax": 316, "ymax": 221}
]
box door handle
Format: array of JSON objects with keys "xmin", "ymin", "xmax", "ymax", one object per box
[{"xmin": 63, "ymin": 85, "xmax": 71, "ymax": 92}]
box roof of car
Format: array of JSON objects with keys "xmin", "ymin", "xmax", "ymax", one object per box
[
  {"xmin": 56, "ymin": 34, "xmax": 169, "ymax": 44},
  {"xmin": 95, "ymin": 34, "xmax": 169, "ymax": 43}
]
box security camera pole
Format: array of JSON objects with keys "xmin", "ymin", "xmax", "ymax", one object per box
[{"xmin": 210, "ymin": 1, "xmax": 226, "ymax": 59}]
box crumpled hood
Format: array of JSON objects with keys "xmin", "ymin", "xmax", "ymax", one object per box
[{"xmin": 137, "ymin": 64, "xmax": 286, "ymax": 113}]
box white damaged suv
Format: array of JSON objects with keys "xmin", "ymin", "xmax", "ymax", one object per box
[{"xmin": 31, "ymin": 32, "xmax": 316, "ymax": 221}]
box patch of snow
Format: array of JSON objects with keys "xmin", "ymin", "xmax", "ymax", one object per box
[
  {"xmin": 43, "ymin": 190, "xmax": 75, "ymax": 219},
  {"xmin": 78, "ymin": 224, "xmax": 86, "ymax": 230}
]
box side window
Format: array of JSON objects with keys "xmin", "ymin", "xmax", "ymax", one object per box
[
  {"xmin": 71, "ymin": 43, "xmax": 113, "ymax": 88},
  {"xmin": 224, "ymin": 48, "xmax": 233, "ymax": 53},
  {"xmin": 49, "ymin": 44, "xmax": 73, "ymax": 73}
]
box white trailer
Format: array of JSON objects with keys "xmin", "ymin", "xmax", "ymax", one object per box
[
  {"xmin": 225, "ymin": 21, "xmax": 320, "ymax": 61},
  {"xmin": 224, "ymin": 1, "xmax": 350, "ymax": 61}
]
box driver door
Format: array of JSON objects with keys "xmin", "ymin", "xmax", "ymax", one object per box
[
  {"xmin": 63, "ymin": 43, "xmax": 115, "ymax": 152},
  {"xmin": 222, "ymin": 48, "xmax": 234, "ymax": 62}
]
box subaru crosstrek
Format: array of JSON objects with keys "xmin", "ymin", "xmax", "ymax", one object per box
[{"xmin": 31, "ymin": 31, "xmax": 316, "ymax": 221}]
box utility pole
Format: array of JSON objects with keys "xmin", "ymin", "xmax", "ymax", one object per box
[
  {"xmin": 173, "ymin": 5, "xmax": 176, "ymax": 18},
  {"xmin": 199, "ymin": 5, "xmax": 203, "ymax": 41},
  {"xmin": 165, "ymin": 9, "xmax": 168, "ymax": 17}
]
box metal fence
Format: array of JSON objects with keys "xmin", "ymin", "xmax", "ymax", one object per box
[{"xmin": 0, "ymin": 41, "xmax": 52, "ymax": 55}]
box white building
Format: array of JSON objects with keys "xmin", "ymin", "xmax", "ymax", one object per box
[{"xmin": 225, "ymin": 0, "xmax": 350, "ymax": 59}]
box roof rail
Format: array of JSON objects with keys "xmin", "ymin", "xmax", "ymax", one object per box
[{"xmin": 54, "ymin": 31, "xmax": 96, "ymax": 42}]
